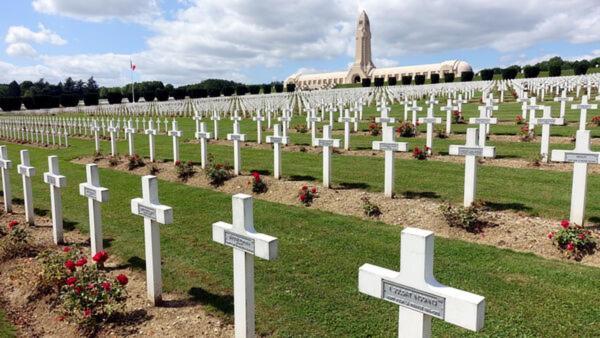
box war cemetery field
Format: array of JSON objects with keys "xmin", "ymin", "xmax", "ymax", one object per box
[{"xmin": 0, "ymin": 78, "xmax": 599, "ymax": 337}]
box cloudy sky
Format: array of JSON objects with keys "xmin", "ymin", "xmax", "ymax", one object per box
[{"xmin": 1, "ymin": 0, "xmax": 599, "ymax": 86}]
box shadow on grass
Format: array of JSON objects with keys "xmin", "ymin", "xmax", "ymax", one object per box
[
  {"xmin": 127, "ymin": 256, "xmax": 147, "ymax": 271},
  {"xmin": 401, "ymin": 191, "xmax": 440, "ymax": 199},
  {"xmin": 110, "ymin": 309, "xmax": 153, "ymax": 332},
  {"xmin": 64, "ymin": 219, "xmax": 78, "ymax": 231},
  {"xmin": 495, "ymin": 154, "xmax": 520, "ymax": 159},
  {"xmin": 337, "ymin": 182, "xmax": 370, "ymax": 190},
  {"xmin": 288, "ymin": 175, "xmax": 317, "ymax": 182},
  {"xmin": 188, "ymin": 287, "xmax": 234, "ymax": 315},
  {"xmin": 249, "ymin": 169, "xmax": 271, "ymax": 176},
  {"xmin": 34, "ymin": 208, "xmax": 49, "ymax": 217},
  {"xmin": 482, "ymin": 201, "xmax": 532, "ymax": 213}
]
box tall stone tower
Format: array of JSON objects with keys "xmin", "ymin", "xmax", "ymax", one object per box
[{"xmin": 346, "ymin": 10, "xmax": 376, "ymax": 83}]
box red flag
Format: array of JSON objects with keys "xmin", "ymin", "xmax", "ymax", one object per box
[{"xmin": 130, "ymin": 60, "xmax": 136, "ymax": 71}]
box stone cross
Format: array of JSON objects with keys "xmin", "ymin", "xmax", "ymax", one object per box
[
  {"xmin": 418, "ymin": 107, "xmax": 442, "ymax": 153},
  {"xmin": 338, "ymin": 109, "xmax": 356, "ymax": 150},
  {"xmin": 212, "ymin": 194, "xmax": 278, "ymax": 338},
  {"xmin": 425, "ymin": 95, "xmax": 438, "ymax": 111},
  {"xmin": 124, "ymin": 120, "xmax": 136, "ymax": 156},
  {"xmin": 168, "ymin": 120, "xmax": 182, "ymax": 163},
  {"xmin": 211, "ymin": 111, "xmax": 221, "ymax": 140},
  {"xmin": 195, "ymin": 122, "xmax": 212, "ymax": 169},
  {"xmin": 553, "ymin": 89, "xmax": 573, "ymax": 121},
  {"xmin": 453, "ymin": 94, "xmax": 468, "ymax": 113},
  {"xmin": 313, "ymin": 125, "xmax": 340, "ymax": 188},
  {"xmin": 525, "ymin": 97, "xmax": 544, "ymax": 130},
  {"xmin": 551, "ymin": 130, "xmax": 600, "ymax": 225},
  {"xmin": 407, "ymin": 101, "xmax": 422, "ymax": 126},
  {"xmin": 572, "ymin": 95, "xmax": 597, "ymax": 131},
  {"xmin": 449, "ymin": 129, "xmax": 495, "ymax": 206},
  {"xmin": 266, "ymin": 124, "xmax": 288, "ymax": 179},
  {"xmin": 307, "ymin": 109, "xmax": 322, "ymax": 144},
  {"xmin": 91, "ymin": 120, "xmax": 101, "ymax": 153},
  {"xmin": 227, "ymin": 121, "xmax": 247, "ymax": 175},
  {"xmin": 79, "ymin": 164, "xmax": 109, "ymax": 256},
  {"xmin": 252, "ymin": 111, "xmax": 265, "ymax": 144},
  {"xmin": 376, "ymin": 105, "xmax": 396, "ymax": 129},
  {"xmin": 469, "ymin": 106, "xmax": 497, "ymax": 147},
  {"xmin": 532, "ymin": 106, "xmax": 563, "ymax": 162},
  {"xmin": 130, "ymin": 175, "xmax": 173, "ymax": 305},
  {"xmin": 43, "ymin": 155, "xmax": 67, "ymax": 244},
  {"xmin": 277, "ymin": 110, "xmax": 291, "ymax": 138},
  {"xmin": 372, "ymin": 126, "xmax": 408, "ymax": 197},
  {"xmin": 145, "ymin": 120, "xmax": 158, "ymax": 162},
  {"xmin": 440, "ymin": 99, "xmax": 455, "ymax": 135},
  {"xmin": 359, "ymin": 227, "xmax": 485, "ymax": 338},
  {"xmin": 17, "ymin": 150, "xmax": 35, "ymax": 225},
  {"xmin": 516, "ymin": 94, "xmax": 529, "ymax": 120},
  {"xmin": 107, "ymin": 120, "xmax": 118, "ymax": 156},
  {"xmin": 0, "ymin": 146, "xmax": 12, "ymax": 213}
]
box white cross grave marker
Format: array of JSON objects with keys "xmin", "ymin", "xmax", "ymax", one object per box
[
  {"xmin": 440, "ymin": 99, "xmax": 456, "ymax": 135},
  {"xmin": 266, "ymin": 124, "xmax": 288, "ymax": 179},
  {"xmin": 79, "ymin": 164, "xmax": 109, "ymax": 256},
  {"xmin": 572, "ymin": 95, "xmax": 597, "ymax": 131},
  {"xmin": 211, "ymin": 111, "xmax": 221, "ymax": 140},
  {"xmin": 525, "ymin": 97, "xmax": 544, "ymax": 131},
  {"xmin": 124, "ymin": 120, "xmax": 136, "ymax": 156},
  {"xmin": 227, "ymin": 122, "xmax": 247, "ymax": 175},
  {"xmin": 551, "ymin": 130, "xmax": 600, "ymax": 225},
  {"xmin": 376, "ymin": 105, "xmax": 396, "ymax": 129},
  {"xmin": 130, "ymin": 175, "xmax": 173, "ymax": 305},
  {"xmin": 307, "ymin": 109, "xmax": 322, "ymax": 144},
  {"xmin": 359, "ymin": 227, "xmax": 485, "ymax": 338},
  {"xmin": 168, "ymin": 120, "xmax": 182, "ymax": 163},
  {"xmin": 43, "ymin": 155, "xmax": 67, "ymax": 244},
  {"xmin": 145, "ymin": 120, "xmax": 158, "ymax": 162},
  {"xmin": 195, "ymin": 122, "xmax": 212, "ymax": 169},
  {"xmin": 17, "ymin": 150, "xmax": 35, "ymax": 225},
  {"xmin": 91, "ymin": 120, "xmax": 101, "ymax": 153},
  {"xmin": 338, "ymin": 109, "xmax": 356, "ymax": 150},
  {"xmin": 407, "ymin": 101, "xmax": 422, "ymax": 126},
  {"xmin": 0, "ymin": 146, "xmax": 12, "ymax": 213},
  {"xmin": 418, "ymin": 107, "xmax": 442, "ymax": 153},
  {"xmin": 212, "ymin": 194, "xmax": 278, "ymax": 338},
  {"xmin": 532, "ymin": 107, "xmax": 563, "ymax": 162},
  {"xmin": 252, "ymin": 111, "xmax": 265, "ymax": 144},
  {"xmin": 553, "ymin": 89, "xmax": 573, "ymax": 121},
  {"xmin": 107, "ymin": 120, "xmax": 118, "ymax": 156},
  {"xmin": 372, "ymin": 126, "xmax": 408, "ymax": 197},
  {"xmin": 449, "ymin": 129, "xmax": 496, "ymax": 206},
  {"xmin": 313, "ymin": 125, "xmax": 340, "ymax": 188},
  {"xmin": 469, "ymin": 106, "xmax": 497, "ymax": 147}
]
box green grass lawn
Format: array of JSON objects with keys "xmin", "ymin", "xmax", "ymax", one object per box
[
  {"xmin": 0, "ymin": 140, "xmax": 599, "ymax": 336},
  {"xmin": 0, "ymin": 311, "xmax": 14, "ymax": 338}
]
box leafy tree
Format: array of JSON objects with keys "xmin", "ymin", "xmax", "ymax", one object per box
[
  {"xmin": 143, "ymin": 90, "xmax": 156, "ymax": 102},
  {"xmin": 0, "ymin": 97, "xmax": 22, "ymax": 111},
  {"xmin": 414, "ymin": 75, "xmax": 425, "ymax": 85},
  {"xmin": 155, "ymin": 88, "xmax": 169, "ymax": 101},
  {"xmin": 63, "ymin": 77, "xmax": 75, "ymax": 93},
  {"xmin": 573, "ymin": 61, "xmax": 590, "ymax": 75},
  {"xmin": 373, "ymin": 77, "xmax": 384, "ymax": 87},
  {"xmin": 286, "ymin": 83, "xmax": 296, "ymax": 92},
  {"xmin": 236, "ymin": 85, "xmax": 248, "ymax": 96},
  {"xmin": 7, "ymin": 81, "xmax": 20, "ymax": 97},
  {"xmin": 20, "ymin": 81, "xmax": 33, "ymax": 96},
  {"xmin": 86, "ymin": 77, "xmax": 98, "ymax": 93},
  {"xmin": 262, "ymin": 84, "xmax": 272, "ymax": 94},
  {"xmin": 430, "ymin": 74, "xmax": 440, "ymax": 84},
  {"xmin": 221, "ymin": 86, "xmax": 235, "ymax": 97},
  {"xmin": 444, "ymin": 73, "xmax": 455, "ymax": 83},
  {"xmin": 173, "ymin": 87, "xmax": 186, "ymax": 100},
  {"xmin": 460, "ymin": 71, "xmax": 474, "ymax": 82},
  {"xmin": 501, "ymin": 66, "xmax": 519, "ymax": 80},
  {"xmin": 523, "ymin": 65, "xmax": 540, "ymax": 78},
  {"xmin": 274, "ymin": 83, "xmax": 284, "ymax": 93},
  {"xmin": 361, "ymin": 78, "xmax": 371, "ymax": 87},
  {"xmin": 248, "ymin": 85, "xmax": 261, "ymax": 94},
  {"xmin": 401, "ymin": 75, "xmax": 412, "ymax": 85},
  {"xmin": 165, "ymin": 84, "xmax": 174, "ymax": 95},
  {"xmin": 84, "ymin": 93, "xmax": 99, "ymax": 106},
  {"xmin": 480, "ymin": 69, "xmax": 494, "ymax": 81},
  {"xmin": 60, "ymin": 94, "xmax": 80, "ymax": 107},
  {"xmin": 548, "ymin": 64, "xmax": 562, "ymax": 77},
  {"xmin": 388, "ymin": 77, "xmax": 397, "ymax": 86}
]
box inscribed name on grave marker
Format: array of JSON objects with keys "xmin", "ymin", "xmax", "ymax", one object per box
[
  {"xmin": 565, "ymin": 153, "xmax": 599, "ymax": 163},
  {"xmin": 457, "ymin": 147, "xmax": 483, "ymax": 156},
  {"xmin": 224, "ymin": 230, "xmax": 256, "ymax": 254},
  {"xmin": 138, "ymin": 204, "xmax": 157, "ymax": 220},
  {"xmin": 382, "ymin": 280, "xmax": 446, "ymax": 319}
]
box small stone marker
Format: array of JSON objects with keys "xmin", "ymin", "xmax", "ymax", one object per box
[
  {"xmin": 212, "ymin": 194, "xmax": 278, "ymax": 338},
  {"xmin": 532, "ymin": 106, "xmax": 563, "ymax": 162},
  {"xmin": 372, "ymin": 126, "xmax": 408, "ymax": 197},
  {"xmin": 17, "ymin": 150, "xmax": 35, "ymax": 225},
  {"xmin": 195, "ymin": 122, "xmax": 212, "ymax": 169},
  {"xmin": 227, "ymin": 122, "xmax": 247, "ymax": 175},
  {"xmin": 551, "ymin": 130, "xmax": 600, "ymax": 225},
  {"xmin": 266, "ymin": 124, "xmax": 288, "ymax": 179},
  {"xmin": 43, "ymin": 155, "xmax": 67, "ymax": 244},
  {"xmin": 0, "ymin": 146, "xmax": 12, "ymax": 212},
  {"xmin": 168, "ymin": 120, "xmax": 182, "ymax": 163},
  {"xmin": 79, "ymin": 164, "xmax": 109, "ymax": 256},
  {"xmin": 418, "ymin": 107, "xmax": 442, "ymax": 153},
  {"xmin": 449, "ymin": 129, "xmax": 495, "ymax": 206},
  {"xmin": 130, "ymin": 175, "xmax": 173, "ymax": 305},
  {"xmin": 313, "ymin": 125, "xmax": 340, "ymax": 188},
  {"xmin": 359, "ymin": 227, "xmax": 485, "ymax": 338},
  {"xmin": 145, "ymin": 120, "xmax": 158, "ymax": 162},
  {"xmin": 338, "ymin": 109, "xmax": 356, "ymax": 150},
  {"xmin": 124, "ymin": 120, "xmax": 136, "ymax": 156},
  {"xmin": 572, "ymin": 95, "xmax": 597, "ymax": 131}
]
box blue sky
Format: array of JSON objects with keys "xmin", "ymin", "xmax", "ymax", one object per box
[{"xmin": 1, "ymin": 0, "xmax": 599, "ymax": 87}]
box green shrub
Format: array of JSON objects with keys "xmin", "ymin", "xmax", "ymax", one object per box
[
  {"xmin": 60, "ymin": 94, "xmax": 79, "ymax": 107},
  {"xmin": 443, "ymin": 73, "xmax": 454, "ymax": 83},
  {"xmin": 175, "ymin": 160, "xmax": 196, "ymax": 182},
  {"xmin": 143, "ymin": 90, "xmax": 156, "ymax": 102},
  {"xmin": 461, "ymin": 71, "xmax": 474, "ymax": 82},
  {"xmin": 523, "ymin": 65, "xmax": 540, "ymax": 78},
  {"xmin": 106, "ymin": 92, "xmax": 123, "ymax": 105},
  {"xmin": 439, "ymin": 204, "xmax": 485, "ymax": 233},
  {"xmin": 548, "ymin": 64, "xmax": 561, "ymax": 77},
  {"xmin": 155, "ymin": 89, "xmax": 169, "ymax": 101},
  {"xmin": 388, "ymin": 77, "xmax": 397, "ymax": 86},
  {"xmin": 480, "ymin": 69, "xmax": 494, "ymax": 81},
  {"xmin": 0, "ymin": 97, "xmax": 22, "ymax": 111},
  {"xmin": 206, "ymin": 155, "xmax": 233, "ymax": 186},
  {"xmin": 84, "ymin": 93, "xmax": 99, "ymax": 106},
  {"xmin": 414, "ymin": 75, "xmax": 425, "ymax": 85},
  {"xmin": 548, "ymin": 220, "xmax": 596, "ymax": 260},
  {"xmin": 430, "ymin": 74, "xmax": 439, "ymax": 84}
]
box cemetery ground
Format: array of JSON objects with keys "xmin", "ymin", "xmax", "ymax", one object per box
[{"xmin": 0, "ymin": 115, "xmax": 600, "ymax": 336}]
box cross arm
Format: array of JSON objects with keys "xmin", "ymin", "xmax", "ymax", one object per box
[
  {"xmin": 313, "ymin": 138, "xmax": 341, "ymax": 148},
  {"xmin": 17, "ymin": 164, "xmax": 35, "ymax": 177},
  {"xmin": 227, "ymin": 133, "xmax": 247, "ymax": 141},
  {"xmin": 212, "ymin": 221, "xmax": 278, "ymax": 260},
  {"xmin": 168, "ymin": 130, "xmax": 183, "ymax": 137},
  {"xmin": 468, "ymin": 117, "xmax": 498, "ymax": 124},
  {"xmin": 195, "ymin": 131, "xmax": 212, "ymax": 139},
  {"xmin": 79, "ymin": 183, "xmax": 109, "ymax": 202},
  {"xmin": 551, "ymin": 149, "xmax": 600, "ymax": 163},
  {"xmin": 372, "ymin": 141, "xmax": 408, "ymax": 152},
  {"xmin": 449, "ymin": 145, "xmax": 495, "ymax": 158},
  {"xmin": 43, "ymin": 173, "xmax": 67, "ymax": 188},
  {"xmin": 266, "ymin": 136, "xmax": 289, "ymax": 144},
  {"xmin": 418, "ymin": 117, "xmax": 442, "ymax": 124},
  {"xmin": 131, "ymin": 198, "xmax": 173, "ymax": 224}
]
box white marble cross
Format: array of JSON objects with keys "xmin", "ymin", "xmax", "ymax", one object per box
[
  {"xmin": 532, "ymin": 107, "xmax": 563, "ymax": 162},
  {"xmin": 452, "ymin": 94, "xmax": 468, "ymax": 113},
  {"xmin": 418, "ymin": 107, "xmax": 442, "ymax": 153},
  {"xmin": 107, "ymin": 120, "xmax": 118, "ymax": 156},
  {"xmin": 372, "ymin": 126, "xmax": 408, "ymax": 197},
  {"xmin": 525, "ymin": 97, "xmax": 544, "ymax": 130},
  {"xmin": 449, "ymin": 129, "xmax": 495, "ymax": 206},
  {"xmin": 212, "ymin": 194, "xmax": 278, "ymax": 338},
  {"xmin": 195, "ymin": 122, "xmax": 212, "ymax": 169},
  {"xmin": 551, "ymin": 130, "xmax": 600, "ymax": 225},
  {"xmin": 145, "ymin": 120, "xmax": 158, "ymax": 162},
  {"xmin": 43, "ymin": 155, "xmax": 67, "ymax": 244},
  {"xmin": 266, "ymin": 124, "xmax": 288, "ymax": 179},
  {"xmin": 17, "ymin": 150, "xmax": 35, "ymax": 225},
  {"xmin": 313, "ymin": 125, "xmax": 340, "ymax": 188},
  {"xmin": 168, "ymin": 120, "xmax": 182, "ymax": 163},
  {"xmin": 516, "ymin": 94, "xmax": 529, "ymax": 120},
  {"xmin": 91, "ymin": 120, "xmax": 101, "ymax": 153},
  {"xmin": 130, "ymin": 175, "xmax": 173, "ymax": 305},
  {"xmin": 553, "ymin": 89, "xmax": 573, "ymax": 121},
  {"xmin": 307, "ymin": 109, "xmax": 322, "ymax": 144},
  {"xmin": 211, "ymin": 111, "xmax": 221, "ymax": 140},
  {"xmin": 359, "ymin": 227, "xmax": 485, "ymax": 338},
  {"xmin": 277, "ymin": 110, "xmax": 291, "ymax": 138},
  {"xmin": 227, "ymin": 122, "xmax": 247, "ymax": 175},
  {"xmin": 338, "ymin": 109, "xmax": 356, "ymax": 150},
  {"xmin": 79, "ymin": 164, "xmax": 109, "ymax": 256},
  {"xmin": 425, "ymin": 96, "xmax": 438, "ymax": 111},
  {"xmin": 572, "ymin": 95, "xmax": 597, "ymax": 131},
  {"xmin": 469, "ymin": 106, "xmax": 497, "ymax": 147},
  {"xmin": 0, "ymin": 146, "xmax": 12, "ymax": 213},
  {"xmin": 252, "ymin": 111, "xmax": 265, "ymax": 144},
  {"xmin": 376, "ymin": 105, "xmax": 396, "ymax": 129},
  {"xmin": 407, "ymin": 101, "xmax": 422, "ymax": 126},
  {"xmin": 124, "ymin": 120, "xmax": 136, "ymax": 156},
  {"xmin": 440, "ymin": 99, "xmax": 456, "ymax": 135}
]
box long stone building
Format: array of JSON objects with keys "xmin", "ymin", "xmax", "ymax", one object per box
[{"xmin": 285, "ymin": 11, "xmax": 473, "ymax": 90}]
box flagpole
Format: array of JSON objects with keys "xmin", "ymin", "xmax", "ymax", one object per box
[{"xmin": 130, "ymin": 58, "xmax": 135, "ymax": 103}]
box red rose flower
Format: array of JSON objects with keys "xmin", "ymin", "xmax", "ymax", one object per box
[
  {"xmin": 566, "ymin": 242, "xmax": 575, "ymax": 251},
  {"xmin": 7, "ymin": 220, "xmax": 18, "ymax": 230},
  {"xmin": 74, "ymin": 286, "xmax": 82, "ymax": 294},
  {"xmin": 66, "ymin": 277, "xmax": 77, "ymax": 286},
  {"xmin": 578, "ymin": 233, "xmax": 586, "ymax": 240},
  {"xmin": 311, "ymin": 187, "xmax": 317, "ymax": 194},
  {"xmin": 547, "ymin": 232, "xmax": 554, "ymax": 239},
  {"xmin": 62, "ymin": 246, "xmax": 71, "ymax": 253},
  {"xmin": 75, "ymin": 258, "xmax": 87, "ymax": 267},
  {"xmin": 93, "ymin": 250, "xmax": 109, "ymax": 264},
  {"xmin": 101, "ymin": 281, "xmax": 111, "ymax": 291},
  {"xmin": 302, "ymin": 185, "xmax": 308, "ymax": 191},
  {"xmin": 83, "ymin": 309, "xmax": 92, "ymax": 317},
  {"xmin": 299, "ymin": 194, "xmax": 306, "ymax": 202},
  {"xmin": 175, "ymin": 160, "xmax": 181, "ymax": 166},
  {"xmin": 116, "ymin": 274, "xmax": 128, "ymax": 286},
  {"xmin": 64, "ymin": 260, "xmax": 76, "ymax": 271},
  {"xmin": 560, "ymin": 220, "xmax": 570, "ymax": 229}
]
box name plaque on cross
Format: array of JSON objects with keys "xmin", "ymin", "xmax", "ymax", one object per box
[
  {"xmin": 377, "ymin": 117, "xmax": 395, "ymax": 123},
  {"xmin": 46, "ymin": 176, "xmax": 55, "ymax": 185},
  {"xmin": 224, "ymin": 230, "xmax": 256, "ymax": 254},
  {"xmin": 457, "ymin": 147, "xmax": 483, "ymax": 156},
  {"xmin": 318, "ymin": 139, "xmax": 334, "ymax": 147},
  {"xmin": 421, "ymin": 118, "xmax": 438, "ymax": 124},
  {"xmin": 473, "ymin": 118, "xmax": 492, "ymax": 124},
  {"xmin": 379, "ymin": 143, "xmax": 401, "ymax": 151},
  {"xmin": 138, "ymin": 204, "xmax": 157, "ymax": 220},
  {"xmin": 537, "ymin": 118, "xmax": 557, "ymax": 124},
  {"xmin": 269, "ymin": 136, "xmax": 283, "ymax": 143},
  {"xmin": 564, "ymin": 152, "xmax": 599, "ymax": 163},
  {"xmin": 382, "ymin": 280, "xmax": 446, "ymax": 319},
  {"xmin": 84, "ymin": 187, "xmax": 97, "ymax": 199},
  {"xmin": 229, "ymin": 134, "xmax": 243, "ymax": 141}
]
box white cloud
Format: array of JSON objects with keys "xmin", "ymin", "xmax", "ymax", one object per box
[
  {"xmin": 4, "ymin": 23, "xmax": 66, "ymax": 57},
  {"xmin": 32, "ymin": 0, "xmax": 161, "ymax": 23},
  {"xmin": 6, "ymin": 43, "xmax": 37, "ymax": 57}
]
